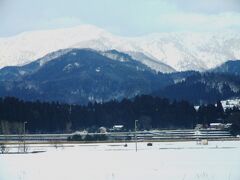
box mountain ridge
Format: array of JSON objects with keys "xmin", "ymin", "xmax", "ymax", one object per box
[
  {"xmin": 1, "ymin": 25, "xmax": 240, "ymax": 72},
  {"xmin": 0, "ymin": 49, "xmax": 173, "ymax": 104},
  {"xmin": 210, "ymin": 60, "xmax": 240, "ymax": 76}
]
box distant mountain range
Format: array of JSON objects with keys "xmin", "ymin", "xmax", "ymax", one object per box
[
  {"xmin": 1, "ymin": 25, "xmax": 240, "ymax": 104},
  {"xmin": 154, "ymin": 72, "xmax": 240, "ymax": 104},
  {"xmin": 159, "ymin": 60, "xmax": 240, "ymax": 104},
  {"xmin": 0, "ymin": 48, "xmax": 240, "ymax": 104},
  {"xmin": 0, "ymin": 49, "xmax": 173, "ymax": 104},
  {"xmin": 0, "ymin": 25, "xmax": 240, "ymax": 72},
  {"xmin": 154, "ymin": 60, "xmax": 240, "ymax": 104}
]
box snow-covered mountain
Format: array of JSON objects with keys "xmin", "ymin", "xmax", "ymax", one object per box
[
  {"xmin": 0, "ymin": 24, "xmax": 240, "ymax": 71},
  {"xmin": 0, "ymin": 49, "xmax": 174, "ymax": 104}
]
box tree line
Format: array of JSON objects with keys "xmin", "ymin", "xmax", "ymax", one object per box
[{"xmin": 0, "ymin": 96, "xmax": 239, "ymax": 134}]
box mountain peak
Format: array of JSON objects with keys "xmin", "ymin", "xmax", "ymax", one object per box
[{"xmin": 1, "ymin": 25, "xmax": 240, "ymax": 72}]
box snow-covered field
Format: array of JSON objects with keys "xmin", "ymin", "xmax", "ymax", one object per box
[{"xmin": 0, "ymin": 141, "xmax": 240, "ymax": 180}]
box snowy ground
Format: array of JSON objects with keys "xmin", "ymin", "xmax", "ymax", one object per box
[{"xmin": 0, "ymin": 141, "xmax": 240, "ymax": 180}]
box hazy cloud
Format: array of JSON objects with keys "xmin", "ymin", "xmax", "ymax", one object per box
[
  {"xmin": 171, "ymin": 0, "xmax": 240, "ymax": 14},
  {"xmin": 0, "ymin": 0, "xmax": 240, "ymax": 37},
  {"xmin": 155, "ymin": 12, "xmax": 240, "ymax": 32}
]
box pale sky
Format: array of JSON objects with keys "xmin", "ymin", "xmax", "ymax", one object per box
[{"xmin": 0, "ymin": 0, "xmax": 240, "ymax": 37}]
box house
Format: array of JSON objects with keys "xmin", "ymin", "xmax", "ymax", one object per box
[
  {"xmin": 224, "ymin": 123, "xmax": 232, "ymax": 129},
  {"xmin": 209, "ymin": 123, "xmax": 225, "ymax": 129},
  {"xmin": 112, "ymin": 125, "xmax": 124, "ymax": 131},
  {"xmin": 210, "ymin": 123, "xmax": 232, "ymax": 130}
]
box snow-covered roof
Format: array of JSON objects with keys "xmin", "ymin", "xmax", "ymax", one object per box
[
  {"xmin": 210, "ymin": 123, "xmax": 223, "ymax": 126},
  {"xmin": 113, "ymin": 125, "xmax": 124, "ymax": 128}
]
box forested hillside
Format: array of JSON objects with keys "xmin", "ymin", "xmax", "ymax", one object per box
[{"xmin": 0, "ymin": 96, "xmax": 239, "ymax": 134}]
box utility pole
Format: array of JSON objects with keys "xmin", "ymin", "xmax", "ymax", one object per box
[
  {"xmin": 135, "ymin": 120, "xmax": 138, "ymax": 152},
  {"xmin": 23, "ymin": 121, "xmax": 27, "ymax": 153}
]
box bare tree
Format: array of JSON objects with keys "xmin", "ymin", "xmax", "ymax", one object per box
[{"xmin": 17, "ymin": 143, "xmax": 29, "ymax": 153}]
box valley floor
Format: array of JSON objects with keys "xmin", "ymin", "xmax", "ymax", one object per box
[{"xmin": 0, "ymin": 140, "xmax": 240, "ymax": 180}]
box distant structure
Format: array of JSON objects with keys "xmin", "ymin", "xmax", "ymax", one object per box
[
  {"xmin": 195, "ymin": 123, "xmax": 232, "ymax": 130},
  {"xmin": 99, "ymin": 127, "xmax": 107, "ymax": 133},
  {"xmin": 112, "ymin": 125, "xmax": 124, "ymax": 131},
  {"xmin": 209, "ymin": 123, "xmax": 232, "ymax": 130},
  {"xmin": 195, "ymin": 124, "xmax": 203, "ymax": 130},
  {"xmin": 209, "ymin": 123, "xmax": 225, "ymax": 129}
]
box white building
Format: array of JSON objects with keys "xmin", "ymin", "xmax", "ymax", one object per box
[{"xmin": 112, "ymin": 125, "xmax": 124, "ymax": 131}]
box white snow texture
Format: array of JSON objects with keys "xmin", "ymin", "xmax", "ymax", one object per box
[{"xmin": 0, "ymin": 25, "xmax": 240, "ymax": 72}]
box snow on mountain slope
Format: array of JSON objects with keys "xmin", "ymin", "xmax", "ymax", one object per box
[
  {"xmin": 0, "ymin": 25, "xmax": 108, "ymax": 67},
  {"xmin": 126, "ymin": 51, "xmax": 175, "ymax": 73},
  {"xmin": 0, "ymin": 25, "xmax": 240, "ymax": 71},
  {"xmin": 133, "ymin": 31, "xmax": 240, "ymax": 71}
]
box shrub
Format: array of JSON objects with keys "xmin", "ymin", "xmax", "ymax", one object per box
[
  {"xmin": 0, "ymin": 143, "xmax": 9, "ymax": 154},
  {"xmin": 67, "ymin": 134, "xmax": 83, "ymax": 141},
  {"xmin": 84, "ymin": 134, "xmax": 108, "ymax": 141}
]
